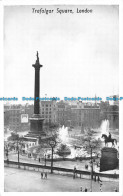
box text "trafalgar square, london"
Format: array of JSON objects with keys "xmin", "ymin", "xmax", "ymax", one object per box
[{"xmin": 32, "ymin": 7, "xmax": 93, "ymax": 15}]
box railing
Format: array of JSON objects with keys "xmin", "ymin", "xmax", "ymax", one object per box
[{"xmin": 4, "ymin": 160, "xmax": 119, "ymax": 179}]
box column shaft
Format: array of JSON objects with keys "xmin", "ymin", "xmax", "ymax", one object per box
[{"xmin": 34, "ymin": 68, "xmax": 40, "ymax": 114}]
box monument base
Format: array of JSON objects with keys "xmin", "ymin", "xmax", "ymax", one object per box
[
  {"xmin": 24, "ymin": 115, "xmax": 46, "ymax": 144},
  {"xmin": 30, "ymin": 116, "xmax": 43, "ymax": 131},
  {"xmin": 100, "ymin": 147, "xmax": 118, "ymax": 172}
]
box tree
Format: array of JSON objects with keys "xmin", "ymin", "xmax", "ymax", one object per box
[
  {"xmin": 56, "ymin": 144, "xmax": 71, "ymax": 158},
  {"xmin": 83, "ymin": 129, "xmax": 102, "ymax": 158}
]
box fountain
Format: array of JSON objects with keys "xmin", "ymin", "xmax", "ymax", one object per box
[
  {"xmin": 100, "ymin": 119, "xmax": 110, "ymax": 135},
  {"xmin": 56, "ymin": 126, "xmax": 71, "ymax": 157},
  {"xmin": 55, "ymin": 126, "xmax": 97, "ymax": 160},
  {"xmin": 58, "ymin": 126, "xmax": 69, "ymax": 144},
  {"xmin": 56, "ymin": 144, "xmax": 71, "ymax": 157}
]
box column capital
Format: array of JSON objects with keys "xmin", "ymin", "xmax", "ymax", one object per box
[{"xmin": 32, "ymin": 51, "xmax": 43, "ymax": 69}]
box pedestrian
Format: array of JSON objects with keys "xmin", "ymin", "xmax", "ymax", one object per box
[
  {"xmin": 80, "ymin": 186, "xmax": 83, "ymax": 192},
  {"xmin": 73, "ymin": 166, "xmax": 76, "ymax": 179},
  {"xmin": 41, "ymin": 172, "xmax": 43, "ymax": 179},
  {"xmin": 98, "ymin": 175, "xmax": 102, "ymax": 183},
  {"xmin": 84, "ymin": 187, "xmax": 88, "ymax": 192},
  {"xmin": 45, "ymin": 172, "xmax": 47, "ymax": 179},
  {"xmin": 94, "ymin": 175, "xmax": 97, "ymax": 182}
]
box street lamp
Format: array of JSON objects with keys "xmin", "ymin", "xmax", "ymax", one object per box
[
  {"xmin": 17, "ymin": 140, "xmax": 20, "ymax": 168},
  {"xmin": 44, "ymin": 153, "xmax": 47, "ymax": 166},
  {"xmin": 90, "ymin": 146, "xmax": 93, "ymax": 180},
  {"xmin": 85, "ymin": 140, "xmax": 95, "ymax": 192},
  {"xmin": 90, "ymin": 146, "xmax": 93, "ymax": 192},
  {"xmin": 49, "ymin": 139, "xmax": 56, "ymax": 174}
]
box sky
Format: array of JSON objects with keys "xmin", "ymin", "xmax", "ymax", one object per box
[{"xmin": 4, "ymin": 5, "xmax": 119, "ymax": 103}]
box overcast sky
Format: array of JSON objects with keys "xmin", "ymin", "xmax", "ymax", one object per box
[{"xmin": 4, "ymin": 5, "xmax": 119, "ymax": 103}]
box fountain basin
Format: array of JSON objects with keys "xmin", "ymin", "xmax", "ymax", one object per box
[{"xmin": 56, "ymin": 144, "xmax": 71, "ymax": 157}]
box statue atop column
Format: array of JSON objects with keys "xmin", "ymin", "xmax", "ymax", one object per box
[{"xmin": 36, "ymin": 51, "xmax": 40, "ymax": 64}]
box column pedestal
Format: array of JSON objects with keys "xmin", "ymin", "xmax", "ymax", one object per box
[{"xmin": 30, "ymin": 115, "xmax": 44, "ymax": 132}]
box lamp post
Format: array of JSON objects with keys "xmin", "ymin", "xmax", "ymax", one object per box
[
  {"xmin": 90, "ymin": 146, "xmax": 93, "ymax": 192},
  {"xmin": 85, "ymin": 140, "xmax": 95, "ymax": 192},
  {"xmin": 17, "ymin": 139, "xmax": 20, "ymax": 168},
  {"xmin": 49, "ymin": 140, "xmax": 56, "ymax": 174},
  {"xmin": 90, "ymin": 146, "xmax": 93, "ymax": 179},
  {"xmin": 44, "ymin": 153, "xmax": 47, "ymax": 166}
]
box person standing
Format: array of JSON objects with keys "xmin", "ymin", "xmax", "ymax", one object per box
[
  {"xmin": 45, "ymin": 172, "xmax": 47, "ymax": 179},
  {"xmin": 97, "ymin": 175, "xmax": 102, "ymax": 183},
  {"xmin": 108, "ymin": 132, "xmax": 111, "ymax": 140},
  {"xmin": 41, "ymin": 172, "xmax": 43, "ymax": 179},
  {"xmin": 73, "ymin": 166, "xmax": 76, "ymax": 179}
]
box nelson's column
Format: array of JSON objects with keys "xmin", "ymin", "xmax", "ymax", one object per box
[{"xmin": 28, "ymin": 52, "xmax": 46, "ymax": 139}]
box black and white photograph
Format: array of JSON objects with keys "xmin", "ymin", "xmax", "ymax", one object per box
[{"xmin": 1, "ymin": 2, "xmax": 122, "ymax": 193}]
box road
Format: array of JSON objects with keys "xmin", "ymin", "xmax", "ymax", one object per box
[{"xmin": 4, "ymin": 167, "xmax": 119, "ymax": 192}]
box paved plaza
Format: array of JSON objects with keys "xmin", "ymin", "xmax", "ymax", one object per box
[
  {"xmin": 7, "ymin": 152, "xmax": 93, "ymax": 170},
  {"xmin": 4, "ymin": 167, "xmax": 119, "ymax": 192}
]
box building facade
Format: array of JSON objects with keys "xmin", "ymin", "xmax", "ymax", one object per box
[
  {"xmin": 71, "ymin": 104, "xmax": 100, "ymax": 129},
  {"xmin": 40, "ymin": 101, "xmax": 57, "ymax": 125},
  {"xmin": 4, "ymin": 104, "xmax": 34, "ymax": 132},
  {"xmin": 8, "ymin": 105, "xmax": 22, "ymax": 131}
]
